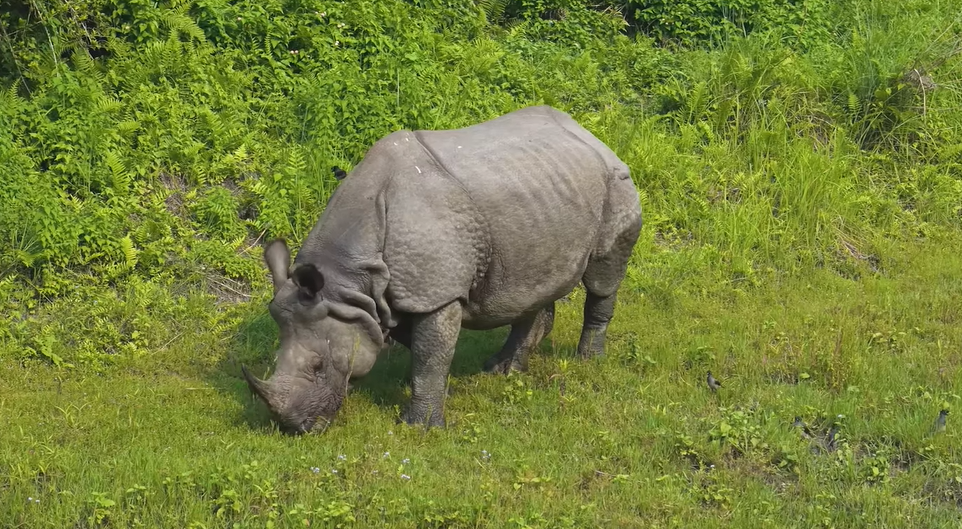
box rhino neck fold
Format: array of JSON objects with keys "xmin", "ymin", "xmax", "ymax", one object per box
[{"xmin": 294, "ymin": 156, "xmax": 395, "ymax": 337}]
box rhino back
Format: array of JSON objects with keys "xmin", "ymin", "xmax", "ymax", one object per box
[
  {"xmin": 409, "ymin": 106, "xmax": 625, "ymax": 327},
  {"xmin": 304, "ymin": 106, "xmax": 636, "ymax": 329}
]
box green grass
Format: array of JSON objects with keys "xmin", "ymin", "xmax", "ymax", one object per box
[{"xmin": 3, "ymin": 234, "xmax": 961, "ymax": 528}]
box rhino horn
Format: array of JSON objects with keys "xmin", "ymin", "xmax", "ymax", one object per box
[{"xmin": 242, "ymin": 365, "xmax": 280, "ymax": 410}]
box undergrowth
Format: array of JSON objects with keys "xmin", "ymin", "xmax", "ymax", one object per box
[{"xmin": 2, "ymin": 0, "xmax": 961, "ymax": 366}]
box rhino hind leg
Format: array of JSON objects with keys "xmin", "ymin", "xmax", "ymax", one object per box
[
  {"xmin": 577, "ymin": 292, "xmax": 617, "ymax": 359},
  {"xmin": 482, "ymin": 303, "xmax": 555, "ymax": 374},
  {"xmin": 401, "ymin": 300, "xmax": 462, "ymax": 428},
  {"xmin": 578, "ymin": 209, "xmax": 643, "ymax": 359}
]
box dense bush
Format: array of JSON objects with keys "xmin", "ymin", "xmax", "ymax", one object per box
[
  {"xmin": 1, "ymin": 0, "xmax": 961, "ymax": 367},
  {"xmin": 614, "ymin": 0, "xmax": 840, "ymax": 48}
]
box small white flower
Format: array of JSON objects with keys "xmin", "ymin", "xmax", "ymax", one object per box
[
  {"xmin": 236, "ymin": 16, "xmax": 242, "ymax": 21},
  {"xmin": 372, "ymin": 470, "xmax": 378, "ymax": 474},
  {"xmin": 400, "ymin": 474, "xmax": 411, "ymax": 480},
  {"xmin": 383, "ymin": 452, "xmax": 390, "ymax": 458},
  {"xmin": 388, "ymin": 430, "xmax": 393, "ymax": 435},
  {"xmin": 334, "ymin": 40, "xmax": 339, "ymax": 47},
  {"xmin": 35, "ymin": 499, "xmax": 39, "ymax": 504},
  {"xmin": 402, "ymin": 458, "xmax": 410, "ymax": 465},
  {"xmin": 27, "ymin": 497, "xmax": 33, "ymax": 502},
  {"xmin": 331, "ymin": 469, "xmax": 338, "ymax": 474},
  {"xmin": 310, "ymin": 466, "xmax": 320, "ymax": 473},
  {"xmin": 337, "ymin": 454, "xmax": 346, "ymax": 461}
]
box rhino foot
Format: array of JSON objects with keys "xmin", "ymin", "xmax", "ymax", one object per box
[
  {"xmin": 577, "ymin": 291, "xmax": 617, "ymax": 359},
  {"xmin": 577, "ymin": 325, "xmax": 608, "ymax": 359},
  {"xmin": 483, "ymin": 354, "xmax": 528, "ymax": 375},
  {"xmin": 483, "ymin": 304, "xmax": 554, "ymax": 375},
  {"xmin": 400, "ymin": 406, "xmax": 446, "ymax": 428}
]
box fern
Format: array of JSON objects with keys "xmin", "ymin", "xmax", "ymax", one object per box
[
  {"xmin": 119, "ymin": 235, "xmax": 138, "ymax": 270},
  {"xmin": 1, "ymin": 83, "xmax": 22, "ymax": 115},
  {"xmin": 286, "ymin": 146, "xmax": 307, "ymax": 174},
  {"xmin": 478, "ymin": 0, "xmax": 509, "ymax": 25},
  {"xmin": 847, "ymin": 91, "xmax": 861, "ymax": 121},
  {"xmin": 71, "ymin": 46, "xmax": 103, "ymax": 81},
  {"xmin": 115, "ymin": 120, "xmax": 141, "ymax": 136},
  {"xmin": 142, "ymin": 40, "xmax": 169, "ymax": 74},
  {"xmin": 160, "ymin": 37, "xmax": 183, "ymax": 75},
  {"xmin": 232, "ymin": 144, "xmax": 249, "ymax": 164},
  {"xmin": 95, "ymin": 94, "xmax": 122, "ymax": 115},
  {"xmin": 104, "ymin": 150, "xmax": 130, "ymax": 195},
  {"xmin": 161, "ymin": 10, "xmax": 207, "ymax": 43}
]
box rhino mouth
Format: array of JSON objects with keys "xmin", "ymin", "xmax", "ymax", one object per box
[
  {"xmin": 310, "ymin": 416, "xmax": 333, "ymax": 434},
  {"xmin": 279, "ymin": 415, "xmax": 332, "ymax": 436}
]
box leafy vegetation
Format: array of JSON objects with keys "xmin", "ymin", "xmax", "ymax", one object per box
[{"xmin": 2, "ymin": 0, "xmax": 962, "ymax": 526}]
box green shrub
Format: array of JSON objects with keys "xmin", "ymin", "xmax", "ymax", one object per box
[{"xmin": 1, "ymin": 0, "xmax": 961, "ymax": 367}]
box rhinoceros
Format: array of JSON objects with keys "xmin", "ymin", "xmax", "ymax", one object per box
[{"xmin": 242, "ymin": 105, "xmax": 642, "ymax": 434}]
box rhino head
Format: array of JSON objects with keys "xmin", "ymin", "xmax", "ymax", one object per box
[{"xmin": 242, "ymin": 239, "xmax": 384, "ymax": 435}]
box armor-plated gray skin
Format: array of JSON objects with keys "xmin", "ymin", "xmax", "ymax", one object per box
[{"xmin": 242, "ymin": 106, "xmax": 642, "ymax": 433}]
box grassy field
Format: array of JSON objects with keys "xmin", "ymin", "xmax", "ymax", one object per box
[
  {"xmin": 3, "ymin": 0, "xmax": 962, "ymax": 526},
  {"xmin": 3, "ymin": 234, "xmax": 962, "ymax": 528}
]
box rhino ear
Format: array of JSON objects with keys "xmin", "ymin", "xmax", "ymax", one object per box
[
  {"xmin": 264, "ymin": 239, "xmax": 291, "ymax": 293},
  {"xmin": 291, "ymin": 264, "xmax": 324, "ymax": 303}
]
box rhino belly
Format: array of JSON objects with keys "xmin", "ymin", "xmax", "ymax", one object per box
[
  {"xmin": 459, "ymin": 211, "xmax": 598, "ymax": 331},
  {"xmin": 460, "ymin": 271, "xmax": 587, "ymax": 331}
]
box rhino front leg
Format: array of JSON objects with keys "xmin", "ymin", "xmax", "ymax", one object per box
[
  {"xmin": 483, "ymin": 303, "xmax": 555, "ymax": 374},
  {"xmin": 401, "ymin": 300, "xmax": 462, "ymax": 427}
]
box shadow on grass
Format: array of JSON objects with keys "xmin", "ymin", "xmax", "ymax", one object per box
[
  {"xmin": 349, "ymin": 328, "xmax": 511, "ymax": 411},
  {"xmin": 201, "ymin": 302, "xmax": 280, "ymax": 432},
  {"xmin": 205, "ymin": 302, "xmax": 522, "ymax": 432}
]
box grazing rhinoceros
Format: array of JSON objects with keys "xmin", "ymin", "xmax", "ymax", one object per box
[{"xmin": 242, "ymin": 105, "xmax": 642, "ymax": 434}]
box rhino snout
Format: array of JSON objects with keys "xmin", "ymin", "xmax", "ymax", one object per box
[{"xmin": 242, "ymin": 365, "xmax": 344, "ymax": 434}]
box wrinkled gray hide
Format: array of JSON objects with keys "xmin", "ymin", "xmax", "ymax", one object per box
[{"xmin": 243, "ymin": 105, "xmax": 643, "ymax": 433}]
